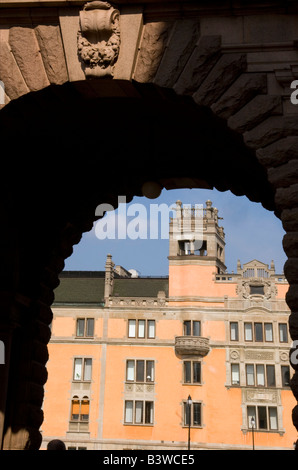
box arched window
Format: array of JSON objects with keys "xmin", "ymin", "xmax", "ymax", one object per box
[{"xmin": 70, "ymin": 396, "xmax": 89, "ymax": 422}]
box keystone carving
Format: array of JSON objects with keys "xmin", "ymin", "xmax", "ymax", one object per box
[{"xmin": 77, "ymin": 1, "xmax": 120, "ymax": 78}]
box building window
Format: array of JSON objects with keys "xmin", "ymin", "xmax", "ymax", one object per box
[
  {"xmin": 250, "ymin": 285, "xmax": 265, "ymax": 296},
  {"xmin": 231, "ymin": 364, "xmax": 240, "ymax": 385},
  {"xmin": 230, "ymin": 322, "xmax": 239, "ymax": 341},
  {"xmin": 76, "ymin": 318, "xmax": 94, "ymax": 338},
  {"xmin": 124, "ymin": 400, "xmax": 154, "ymax": 425},
  {"xmin": 183, "ymin": 320, "xmax": 201, "ymax": 336},
  {"xmin": 71, "ymin": 396, "xmax": 89, "ymax": 422},
  {"xmin": 254, "ymin": 323, "xmax": 263, "ymax": 342},
  {"xmin": 264, "ymin": 323, "xmax": 273, "ymax": 342},
  {"xmin": 126, "ymin": 360, "xmax": 154, "ymax": 383},
  {"xmin": 279, "ymin": 323, "xmax": 288, "ymax": 343},
  {"xmin": 183, "ymin": 401, "xmax": 202, "ymax": 427},
  {"xmin": 244, "ymin": 322, "xmax": 273, "ymax": 343},
  {"xmin": 128, "ymin": 320, "xmax": 155, "ymax": 339},
  {"xmin": 183, "ymin": 361, "xmax": 201, "ymax": 384},
  {"xmin": 281, "ymin": 365, "xmax": 290, "ymax": 387},
  {"xmin": 247, "ymin": 406, "xmax": 278, "ymax": 431},
  {"xmin": 245, "ymin": 364, "xmax": 276, "ymax": 387},
  {"xmin": 244, "ymin": 323, "xmax": 253, "ymax": 341},
  {"xmin": 73, "ymin": 358, "xmax": 92, "ymax": 381}
]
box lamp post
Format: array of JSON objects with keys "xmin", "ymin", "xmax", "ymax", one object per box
[
  {"xmin": 187, "ymin": 395, "xmax": 192, "ymax": 451},
  {"xmin": 250, "ymin": 416, "xmax": 255, "ymax": 450}
]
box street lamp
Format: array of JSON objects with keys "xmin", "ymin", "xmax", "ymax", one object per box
[
  {"xmin": 187, "ymin": 395, "xmax": 192, "ymax": 451},
  {"xmin": 250, "ymin": 416, "xmax": 255, "ymax": 450}
]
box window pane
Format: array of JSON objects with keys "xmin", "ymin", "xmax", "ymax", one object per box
[
  {"xmin": 126, "ymin": 360, "xmax": 135, "ymax": 381},
  {"xmin": 125, "ymin": 401, "xmax": 133, "ymax": 423},
  {"xmin": 136, "ymin": 360, "xmax": 144, "ymax": 382},
  {"xmin": 74, "ymin": 358, "xmax": 82, "ymax": 380},
  {"xmin": 193, "ymin": 321, "xmax": 200, "ymax": 336},
  {"xmin": 76, "ymin": 319, "xmax": 85, "ymax": 337},
  {"xmin": 71, "ymin": 399, "xmax": 80, "ymax": 420},
  {"xmin": 145, "ymin": 402, "xmax": 154, "ymax": 424},
  {"xmin": 184, "ymin": 321, "xmax": 191, "ymax": 336},
  {"xmin": 184, "ymin": 361, "xmax": 191, "ymax": 383},
  {"xmin": 84, "ymin": 359, "xmax": 92, "ymax": 381},
  {"xmin": 193, "ymin": 362, "xmax": 201, "ymax": 383},
  {"xmin": 80, "ymin": 399, "xmax": 89, "ymax": 421},
  {"xmin": 256, "ymin": 364, "xmax": 265, "ymax": 386},
  {"xmin": 184, "ymin": 403, "xmax": 191, "ymax": 426},
  {"xmin": 128, "ymin": 320, "xmax": 136, "ymax": 338},
  {"xmin": 258, "ymin": 406, "xmax": 267, "ymax": 429},
  {"xmin": 148, "ymin": 320, "xmax": 155, "ymax": 338},
  {"xmin": 266, "ymin": 365, "xmax": 276, "ymax": 387},
  {"xmin": 231, "ymin": 364, "xmax": 240, "ymax": 385},
  {"xmin": 255, "ymin": 323, "xmax": 263, "ymax": 342},
  {"xmin": 279, "ymin": 324, "xmax": 288, "ymax": 342},
  {"xmin": 230, "ymin": 322, "xmax": 238, "ymax": 341},
  {"xmin": 138, "ymin": 320, "xmax": 145, "ymax": 338},
  {"xmin": 193, "ymin": 403, "xmax": 201, "ymax": 426},
  {"xmin": 135, "ymin": 401, "xmax": 143, "ymax": 424},
  {"xmin": 264, "ymin": 323, "xmax": 273, "ymax": 342},
  {"xmin": 86, "ymin": 318, "xmax": 94, "ymax": 337},
  {"xmin": 247, "ymin": 406, "xmax": 256, "ymax": 428},
  {"xmin": 246, "ymin": 364, "xmax": 255, "ymax": 386},
  {"xmin": 269, "ymin": 407, "xmax": 278, "ymax": 430},
  {"xmin": 245, "ymin": 323, "xmax": 252, "ymax": 341},
  {"xmin": 250, "ymin": 285, "xmax": 264, "ymax": 295},
  {"xmin": 146, "ymin": 361, "xmax": 154, "ymax": 382},
  {"xmin": 281, "ymin": 366, "xmax": 290, "ymax": 387}
]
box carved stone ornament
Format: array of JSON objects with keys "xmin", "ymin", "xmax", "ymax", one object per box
[{"xmin": 77, "ymin": 1, "xmax": 120, "ymax": 78}]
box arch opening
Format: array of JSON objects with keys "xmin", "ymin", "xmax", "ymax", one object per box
[{"xmin": 0, "ymin": 79, "xmax": 293, "ymax": 450}]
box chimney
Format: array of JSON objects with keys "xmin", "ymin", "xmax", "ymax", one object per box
[{"xmin": 104, "ymin": 254, "xmax": 114, "ymax": 301}]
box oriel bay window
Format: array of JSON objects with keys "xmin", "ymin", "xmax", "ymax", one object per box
[
  {"xmin": 124, "ymin": 400, "xmax": 154, "ymax": 425},
  {"xmin": 126, "ymin": 359, "xmax": 154, "ymax": 382},
  {"xmin": 73, "ymin": 358, "xmax": 92, "ymax": 381}
]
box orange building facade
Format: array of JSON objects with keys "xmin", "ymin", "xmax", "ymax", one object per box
[{"xmin": 41, "ymin": 201, "xmax": 296, "ymax": 450}]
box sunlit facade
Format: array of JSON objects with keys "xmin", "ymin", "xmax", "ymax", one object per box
[{"xmin": 41, "ymin": 201, "xmax": 296, "ymax": 450}]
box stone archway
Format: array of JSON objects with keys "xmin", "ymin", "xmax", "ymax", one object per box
[{"xmin": 1, "ymin": 0, "xmax": 298, "ymax": 450}]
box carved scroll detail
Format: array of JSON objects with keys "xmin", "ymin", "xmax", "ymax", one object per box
[{"xmin": 77, "ymin": 1, "xmax": 120, "ymax": 78}]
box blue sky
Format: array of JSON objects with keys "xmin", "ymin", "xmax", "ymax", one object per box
[{"xmin": 64, "ymin": 188, "xmax": 287, "ymax": 276}]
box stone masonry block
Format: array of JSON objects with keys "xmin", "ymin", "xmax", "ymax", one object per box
[
  {"xmin": 193, "ymin": 52, "xmax": 247, "ymax": 107},
  {"xmin": 211, "ymin": 72, "xmax": 267, "ymax": 119},
  {"xmin": 268, "ymin": 160, "xmax": 298, "ymax": 188},
  {"xmin": 228, "ymin": 95, "xmax": 282, "ymax": 133},
  {"xmin": 256, "ymin": 137, "xmax": 298, "ymax": 168},
  {"xmin": 173, "ymin": 35, "xmax": 221, "ymax": 95},
  {"xmin": 9, "ymin": 26, "xmax": 50, "ymax": 92}
]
